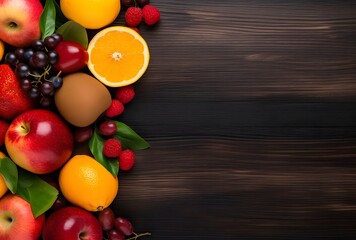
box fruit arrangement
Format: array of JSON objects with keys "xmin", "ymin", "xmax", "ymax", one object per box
[{"xmin": 0, "ymin": 0, "xmax": 160, "ymax": 239}]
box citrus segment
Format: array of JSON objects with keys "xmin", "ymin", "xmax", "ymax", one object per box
[
  {"xmin": 59, "ymin": 155, "xmax": 118, "ymax": 211},
  {"xmin": 87, "ymin": 26, "xmax": 150, "ymax": 87},
  {"xmin": 0, "ymin": 151, "xmax": 8, "ymax": 198}
]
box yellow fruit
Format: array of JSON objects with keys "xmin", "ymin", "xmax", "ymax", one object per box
[
  {"xmin": 60, "ymin": 0, "xmax": 121, "ymax": 29},
  {"xmin": 59, "ymin": 155, "xmax": 118, "ymax": 211},
  {"xmin": 0, "ymin": 151, "xmax": 9, "ymax": 198},
  {"xmin": 0, "ymin": 40, "xmax": 4, "ymax": 62},
  {"xmin": 87, "ymin": 26, "xmax": 150, "ymax": 87}
]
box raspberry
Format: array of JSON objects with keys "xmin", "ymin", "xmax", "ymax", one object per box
[
  {"xmin": 105, "ymin": 100, "xmax": 124, "ymax": 118},
  {"xmin": 119, "ymin": 149, "xmax": 135, "ymax": 171},
  {"xmin": 103, "ymin": 138, "xmax": 122, "ymax": 158},
  {"xmin": 114, "ymin": 85, "xmax": 135, "ymax": 104},
  {"xmin": 142, "ymin": 5, "xmax": 160, "ymax": 26},
  {"xmin": 125, "ymin": 7, "xmax": 143, "ymax": 27}
]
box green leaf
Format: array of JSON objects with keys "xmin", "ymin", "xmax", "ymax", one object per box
[
  {"xmin": 56, "ymin": 21, "xmax": 88, "ymax": 49},
  {"xmin": 0, "ymin": 157, "xmax": 18, "ymax": 193},
  {"xmin": 89, "ymin": 129, "xmax": 119, "ymax": 176},
  {"xmin": 40, "ymin": 0, "xmax": 56, "ymax": 40},
  {"xmin": 114, "ymin": 121, "xmax": 150, "ymax": 150},
  {"xmin": 53, "ymin": 0, "xmax": 67, "ymax": 28},
  {"xmin": 16, "ymin": 169, "xmax": 58, "ymax": 218}
]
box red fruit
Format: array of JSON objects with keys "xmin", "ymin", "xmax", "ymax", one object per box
[
  {"xmin": 114, "ymin": 85, "xmax": 135, "ymax": 104},
  {"xmin": 0, "ymin": 64, "xmax": 34, "ymax": 120},
  {"xmin": 0, "ymin": 194, "xmax": 45, "ymax": 239},
  {"xmin": 105, "ymin": 100, "xmax": 124, "ymax": 118},
  {"xmin": 142, "ymin": 5, "xmax": 160, "ymax": 26},
  {"xmin": 108, "ymin": 229, "xmax": 126, "ymax": 240},
  {"xmin": 99, "ymin": 121, "xmax": 117, "ymax": 136},
  {"xmin": 54, "ymin": 41, "xmax": 88, "ymax": 73},
  {"xmin": 103, "ymin": 138, "xmax": 122, "ymax": 158},
  {"xmin": 42, "ymin": 206, "xmax": 102, "ymax": 240},
  {"xmin": 0, "ymin": 120, "xmax": 9, "ymax": 146},
  {"xmin": 136, "ymin": 0, "xmax": 150, "ymax": 7},
  {"xmin": 98, "ymin": 207, "xmax": 115, "ymax": 230},
  {"xmin": 74, "ymin": 126, "xmax": 93, "ymax": 143},
  {"xmin": 119, "ymin": 149, "xmax": 135, "ymax": 171},
  {"xmin": 114, "ymin": 217, "xmax": 133, "ymax": 236},
  {"xmin": 125, "ymin": 7, "xmax": 143, "ymax": 27}
]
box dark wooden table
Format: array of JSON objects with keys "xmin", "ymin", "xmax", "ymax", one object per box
[{"xmin": 112, "ymin": 1, "xmax": 356, "ymax": 239}]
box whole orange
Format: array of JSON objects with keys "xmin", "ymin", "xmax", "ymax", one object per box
[
  {"xmin": 0, "ymin": 151, "xmax": 8, "ymax": 198},
  {"xmin": 60, "ymin": 0, "xmax": 121, "ymax": 29},
  {"xmin": 0, "ymin": 40, "xmax": 4, "ymax": 62},
  {"xmin": 59, "ymin": 155, "xmax": 118, "ymax": 211}
]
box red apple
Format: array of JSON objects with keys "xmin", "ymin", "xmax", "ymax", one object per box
[
  {"xmin": 0, "ymin": 0, "xmax": 43, "ymax": 47},
  {"xmin": 42, "ymin": 206, "xmax": 103, "ymax": 240},
  {"xmin": 5, "ymin": 109, "xmax": 74, "ymax": 174},
  {"xmin": 0, "ymin": 194, "xmax": 45, "ymax": 240}
]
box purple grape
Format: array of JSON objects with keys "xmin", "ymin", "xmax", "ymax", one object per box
[
  {"xmin": 51, "ymin": 33, "xmax": 63, "ymax": 43},
  {"xmin": 14, "ymin": 48, "xmax": 25, "ymax": 61},
  {"xmin": 44, "ymin": 36, "xmax": 58, "ymax": 49},
  {"xmin": 23, "ymin": 49, "xmax": 35, "ymax": 62},
  {"xmin": 32, "ymin": 39, "xmax": 45, "ymax": 51},
  {"xmin": 40, "ymin": 82, "xmax": 54, "ymax": 96},
  {"xmin": 40, "ymin": 96, "xmax": 53, "ymax": 108},
  {"xmin": 108, "ymin": 229, "xmax": 126, "ymax": 240},
  {"xmin": 99, "ymin": 121, "xmax": 117, "ymax": 136},
  {"xmin": 20, "ymin": 78, "xmax": 32, "ymax": 91},
  {"xmin": 98, "ymin": 207, "xmax": 115, "ymax": 230},
  {"xmin": 28, "ymin": 87, "xmax": 40, "ymax": 98},
  {"xmin": 29, "ymin": 51, "xmax": 48, "ymax": 68},
  {"xmin": 50, "ymin": 76, "xmax": 63, "ymax": 89},
  {"xmin": 114, "ymin": 217, "xmax": 133, "ymax": 236},
  {"xmin": 15, "ymin": 63, "xmax": 30, "ymax": 78},
  {"xmin": 5, "ymin": 52, "xmax": 18, "ymax": 66},
  {"xmin": 47, "ymin": 50, "xmax": 59, "ymax": 65}
]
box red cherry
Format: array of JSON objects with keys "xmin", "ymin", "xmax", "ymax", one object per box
[{"xmin": 54, "ymin": 41, "xmax": 88, "ymax": 73}]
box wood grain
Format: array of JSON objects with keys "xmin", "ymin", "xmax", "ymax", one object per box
[{"xmin": 109, "ymin": 1, "xmax": 356, "ymax": 239}]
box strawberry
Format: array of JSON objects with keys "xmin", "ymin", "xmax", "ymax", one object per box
[
  {"xmin": 0, "ymin": 120, "xmax": 9, "ymax": 146},
  {"xmin": 125, "ymin": 7, "xmax": 143, "ymax": 27},
  {"xmin": 142, "ymin": 5, "xmax": 160, "ymax": 26},
  {"xmin": 0, "ymin": 64, "xmax": 34, "ymax": 120},
  {"xmin": 105, "ymin": 99, "xmax": 124, "ymax": 118}
]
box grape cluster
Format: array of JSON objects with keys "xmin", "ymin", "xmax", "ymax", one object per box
[
  {"xmin": 98, "ymin": 207, "xmax": 151, "ymax": 240},
  {"xmin": 5, "ymin": 33, "xmax": 64, "ymax": 108}
]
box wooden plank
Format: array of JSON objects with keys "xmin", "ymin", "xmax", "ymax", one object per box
[
  {"xmin": 106, "ymin": 1, "xmax": 356, "ymax": 239},
  {"xmin": 114, "ymin": 138, "xmax": 356, "ymax": 239}
]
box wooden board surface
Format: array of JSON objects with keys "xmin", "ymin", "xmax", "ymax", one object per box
[{"xmin": 110, "ymin": 1, "xmax": 356, "ymax": 239}]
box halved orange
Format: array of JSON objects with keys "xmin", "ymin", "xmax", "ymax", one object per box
[{"xmin": 87, "ymin": 26, "xmax": 150, "ymax": 87}]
